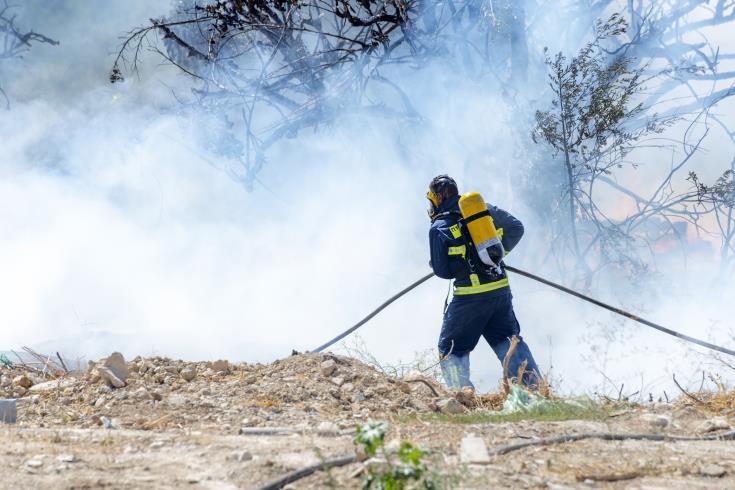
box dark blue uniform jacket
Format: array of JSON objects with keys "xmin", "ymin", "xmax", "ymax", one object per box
[{"xmin": 429, "ymin": 195, "xmax": 524, "ymax": 298}]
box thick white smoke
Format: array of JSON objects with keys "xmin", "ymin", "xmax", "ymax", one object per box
[{"xmin": 1, "ymin": 0, "xmax": 733, "ymax": 396}]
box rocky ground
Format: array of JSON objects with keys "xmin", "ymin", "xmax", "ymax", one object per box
[{"xmin": 1, "ymin": 352, "xmax": 735, "ymax": 489}]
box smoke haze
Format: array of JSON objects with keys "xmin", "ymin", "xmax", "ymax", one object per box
[{"xmin": 2, "ymin": 0, "xmax": 733, "ymax": 396}]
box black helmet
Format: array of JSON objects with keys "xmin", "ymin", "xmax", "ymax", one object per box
[{"xmin": 427, "ymin": 175, "xmax": 458, "ymax": 219}]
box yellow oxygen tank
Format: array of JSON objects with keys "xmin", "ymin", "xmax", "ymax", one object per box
[{"xmin": 458, "ymin": 192, "xmax": 505, "ymax": 269}]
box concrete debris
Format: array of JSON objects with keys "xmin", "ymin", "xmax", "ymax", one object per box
[
  {"xmin": 0, "ymin": 399, "xmax": 17, "ymax": 424},
  {"xmin": 97, "ymin": 366, "xmax": 126, "ymax": 389},
  {"xmin": 459, "ymin": 435, "xmax": 491, "ymax": 464},
  {"xmin": 316, "ymin": 421, "xmax": 340, "ymax": 436},
  {"xmin": 320, "ymin": 359, "xmax": 337, "ymax": 377},
  {"xmin": 437, "ymin": 398, "xmax": 467, "ymax": 415},
  {"xmin": 701, "ymin": 463, "xmax": 726, "ymax": 477},
  {"xmin": 180, "ymin": 367, "xmax": 196, "ymax": 382},
  {"xmin": 25, "ymin": 459, "xmax": 43, "ymax": 468},
  {"xmin": 227, "ymin": 451, "xmax": 253, "ymax": 462},
  {"xmin": 28, "ymin": 378, "xmax": 76, "ymax": 393},
  {"xmin": 640, "ymin": 413, "xmax": 670, "ymax": 428},
  {"xmin": 209, "ymin": 360, "xmax": 229, "ymax": 373},
  {"xmin": 698, "ymin": 417, "xmax": 731, "ymax": 433},
  {"xmin": 103, "ymin": 352, "xmax": 129, "ymax": 382}
]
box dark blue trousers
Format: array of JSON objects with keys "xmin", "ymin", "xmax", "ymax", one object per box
[{"xmin": 438, "ymin": 291, "xmax": 541, "ymax": 388}]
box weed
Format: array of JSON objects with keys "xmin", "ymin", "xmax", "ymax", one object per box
[{"xmin": 354, "ymin": 421, "xmax": 443, "ymax": 489}]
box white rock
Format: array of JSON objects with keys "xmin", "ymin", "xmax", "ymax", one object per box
[
  {"xmin": 29, "ymin": 378, "xmax": 76, "ymax": 393},
  {"xmin": 227, "ymin": 450, "xmax": 253, "ymax": 462},
  {"xmin": 459, "ymin": 435, "xmax": 490, "ymax": 464},
  {"xmin": 316, "ymin": 421, "xmax": 339, "ymax": 436},
  {"xmin": 150, "ymin": 441, "xmax": 166, "ymax": 449},
  {"xmin": 167, "ymin": 394, "xmax": 186, "ymax": 407},
  {"xmin": 330, "ymin": 376, "xmax": 345, "ymax": 387},
  {"xmin": 320, "ymin": 360, "xmax": 337, "ymax": 377},
  {"xmin": 25, "ymin": 459, "xmax": 43, "ymax": 468},
  {"xmin": 56, "ymin": 454, "xmax": 76, "ymax": 463},
  {"xmin": 699, "ymin": 417, "xmax": 731, "ymax": 433},
  {"xmin": 702, "ymin": 463, "xmax": 726, "ymax": 477}
]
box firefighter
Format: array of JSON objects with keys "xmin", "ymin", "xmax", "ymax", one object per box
[{"xmin": 427, "ymin": 174, "xmax": 541, "ymax": 389}]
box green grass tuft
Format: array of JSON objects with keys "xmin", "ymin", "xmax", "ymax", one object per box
[{"xmin": 419, "ymin": 401, "xmax": 610, "ymax": 424}]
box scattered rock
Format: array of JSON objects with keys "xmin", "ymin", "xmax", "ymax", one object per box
[
  {"xmin": 320, "ymin": 359, "xmax": 337, "ymax": 377},
  {"xmin": 227, "ymin": 450, "xmax": 253, "ymax": 462},
  {"xmin": 640, "ymin": 413, "xmax": 670, "ymax": 428},
  {"xmin": 455, "ymin": 387, "xmax": 477, "ymax": 408},
  {"xmin": 330, "ymin": 376, "xmax": 345, "ymax": 387},
  {"xmin": 316, "ymin": 421, "xmax": 340, "ymax": 436},
  {"xmin": 210, "ymin": 360, "xmax": 229, "ymax": 373},
  {"xmin": 180, "ymin": 367, "xmax": 196, "ymax": 382},
  {"xmin": 97, "ymin": 366, "xmax": 126, "ymax": 389},
  {"xmin": 167, "ymin": 394, "xmax": 186, "ymax": 407},
  {"xmin": 13, "ymin": 375, "xmax": 33, "ymax": 389},
  {"xmin": 437, "ymin": 398, "xmax": 467, "ymax": 415},
  {"xmin": 25, "ymin": 459, "xmax": 43, "ymax": 468},
  {"xmin": 698, "ymin": 418, "xmax": 731, "ymax": 433},
  {"xmin": 100, "ymin": 416, "xmax": 119, "ymax": 429},
  {"xmin": 56, "ymin": 454, "xmax": 76, "ymax": 463},
  {"xmin": 133, "ymin": 388, "xmax": 152, "ymax": 401},
  {"xmin": 701, "ymin": 464, "xmax": 726, "ymax": 477},
  {"xmin": 459, "ymin": 435, "xmax": 490, "ymax": 464},
  {"xmin": 28, "ymin": 378, "xmax": 76, "ymax": 392},
  {"xmin": 150, "ymin": 441, "xmax": 166, "ymax": 449},
  {"xmin": 103, "ymin": 352, "xmax": 129, "ymax": 382}
]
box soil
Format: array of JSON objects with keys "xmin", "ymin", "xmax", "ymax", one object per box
[{"xmin": 1, "ymin": 352, "xmax": 734, "ymax": 489}]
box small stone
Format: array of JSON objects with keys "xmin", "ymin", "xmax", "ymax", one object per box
[
  {"xmin": 437, "ymin": 398, "xmax": 467, "ymax": 415},
  {"xmin": 320, "ymin": 360, "xmax": 337, "ymax": 377},
  {"xmin": 13, "ymin": 375, "xmax": 33, "ymax": 389},
  {"xmin": 353, "ymin": 392, "xmax": 366, "ymax": 403},
  {"xmin": 640, "ymin": 413, "xmax": 669, "ymax": 428},
  {"xmin": 210, "ymin": 360, "xmax": 229, "ymax": 373},
  {"xmin": 330, "ymin": 376, "xmax": 345, "ymax": 387},
  {"xmin": 150, "ymin": 441, "xmax": 165, "ymax": 449},
  {"xmin": 100, "ymin": 416, "xmax": 118, "ymax": 429},
  {"xmin": 94, "ymin": 396, "xmax": 106, "ymax": 408},
  {"xmin": 56, "ymin": 454, "xmax": 76, "ymax": 463},
  {"xmin": 701, "ymin": 464, "xmax": 726, "ymax": 477},
  {"xmin": 459, "ymin": 435, "xmax": 490, "ymax": 464},
  {"xmin": 340, "ymin": 383, "xmax": 354, "ymax": 392},
  {"xmin": 133, "ymin": 388, "xmax": 152, "ymax": 400},
  {"xmin": 180, "ymin": 367, "xmax": 196, "ymax": 382},
  {"xmin": 698, "ymin": 418, "xmax": 731, "ymax": 433},
  {"xmin": 227, "ymin": 450, "xmax": 252, "ymax": 462},
  {"xmin": 150, "ymin": 391, "xmax": 163, "ymax": 402},
  {"xmin": 316, "ymin": 421, "xmax": 339, "ymax": 436},
  {"xmin": 25, "ymin": 459, "xmax": 43, "ymax": 468},
  {"xmin": 97, "ymin": 366, "xmax": 126, "ymax": 389},
  {"xmin": 0, "ymin": 375, "xmax": 10, "ymax": 387},
  {"xmin": 167, "ymin": 394, "xmax": 186, "ymax": 407}
]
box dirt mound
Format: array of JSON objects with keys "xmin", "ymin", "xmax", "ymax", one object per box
[{"xmin": 4, "ymin": 352, "xmax": 452, "ymax": 432}]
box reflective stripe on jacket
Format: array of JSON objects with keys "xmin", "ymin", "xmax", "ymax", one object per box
[{"xmin": 429, "ymin": 195, "xmax": 524, "ymax": 296}]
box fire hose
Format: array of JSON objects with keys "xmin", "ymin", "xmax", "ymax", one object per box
[{"xmin": 312, "ymin": 265, "xmax": 735, "ymax": 357}]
